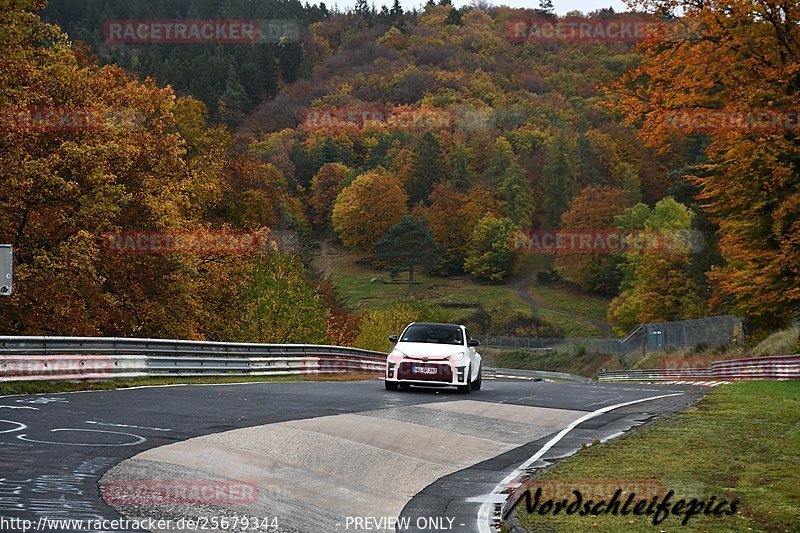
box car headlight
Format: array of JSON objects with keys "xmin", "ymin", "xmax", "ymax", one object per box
[{"xmin": 450, "ymin": 352, "xmax": 466, "ymax": 362}]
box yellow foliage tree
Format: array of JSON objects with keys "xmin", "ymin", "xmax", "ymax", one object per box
[
  {"xmin": 353, "ymin": 300, "xmax": 445, "ymax": 352},
  {"xmin": 331, "ymin": 167, "xmax": 408, "ymax": 250}
]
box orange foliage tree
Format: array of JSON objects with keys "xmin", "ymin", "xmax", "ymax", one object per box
[
  {"xmin": 0, "ymin": 2, "xmax": 320, "ymax": 341},
  {"xmin": 418, "ymin": 182, "xmax": 502, "ymax": 273},
  {"xmin": 555, "ymin": 186, "xmax": 635, "ymax": 292},
  {"xmin": 605, "ymin": 0, "xmax": 800, "ymax": 329},
  {"xmin": 310, "ymin": 162, "xmax": 349, "ymax": 229},
  {"xmin": 0, "ymin": 3, "xmax": 217, "ymax": 336},
  {"xmin": 331, "ymin": 167, "xmax": 408, "ymax": 250}
]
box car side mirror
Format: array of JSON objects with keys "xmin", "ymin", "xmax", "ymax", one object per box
[
  {"xmin": 468, "ymin": 339, "xmax": 480, "ymax": 347},
  {"xmin": 388, "ymin": 335, "xmax": 398, "ymax": 343}
]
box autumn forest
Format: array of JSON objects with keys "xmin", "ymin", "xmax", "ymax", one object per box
[{"xmin": 1, "ymin": 0, "xmax": 798, "ymax": 349}]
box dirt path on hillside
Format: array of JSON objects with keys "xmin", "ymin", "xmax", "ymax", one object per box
[
  {"xmin": 509, "ymin": 275, "xmax": 612, "ymax": 336},
  {"xmin": 315, "ymin": 234, "xmax": 341, "ymax": 276}
]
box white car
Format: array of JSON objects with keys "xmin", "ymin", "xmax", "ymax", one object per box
[{"xmin": 384, "ymin": 322, "xmax": 482, "ymax": 393}]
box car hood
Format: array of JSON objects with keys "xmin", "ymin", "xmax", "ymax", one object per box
[{"xmin": 392, "ymin": 342, "xmax": 465, "ymax": 360}]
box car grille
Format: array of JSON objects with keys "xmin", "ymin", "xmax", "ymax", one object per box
[{"xmin": 396, "ymin": 362, "xmax": 452, "ymax": 381}]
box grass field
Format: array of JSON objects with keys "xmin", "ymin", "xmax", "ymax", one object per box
[
  {"xmin": 527, "ymin": 284, "xmax": 611, "ymax": 324},
  {"xmin": 318, "ymin": 238, "xmax": 612, "ymax": 338},
  {"xmin": 532, "ymin": 308, "xmax": 606, "ymax": 338},
  {"xmin": 515, "ymin": 381, "xmax": 800, "ymax": 532},
  {"xmin": 326, "ymin": 257, "xmax": 530, "ymax": 315},
  {"xmin": 482, "ymin": 348, "xmax": 621, "ymax": 377},
  {"xmin": 515, "ymin": 254, "xmax": 612, "ymax": 337}
]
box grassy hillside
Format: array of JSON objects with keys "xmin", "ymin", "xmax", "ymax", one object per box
[
  {"xmin": 482, "ymin": 347, "xmax": 621, "ymax": 377},
  {"xmin": 315, "ymin": 237, "xmax": 612, "ymax": 338},
  {"xmin": 631, "ymin": 326, "xmax": 800, "ymax": 370}
]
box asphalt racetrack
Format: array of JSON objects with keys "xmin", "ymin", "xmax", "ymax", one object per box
[{"xmin": 0, "ymin": 379, "xmax": 704, "ymax": 533}]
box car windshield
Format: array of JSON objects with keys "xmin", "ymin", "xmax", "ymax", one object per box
[{"xmin": 401, "ymin": 325, "xmax": 463, "ymax": 345}]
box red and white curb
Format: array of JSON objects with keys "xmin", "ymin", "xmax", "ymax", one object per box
[
  {"xmin": 491, "ymin": 373, "xmax": 554, "ymax": 382},
  {"xmin": 651, "ymin": 380, "xmax": 730, "ymax": 387}
]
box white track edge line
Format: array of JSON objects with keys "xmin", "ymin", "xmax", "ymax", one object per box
[{"xmin": 476, "ymin": 392, "xmax": 684, "ymax": 533}]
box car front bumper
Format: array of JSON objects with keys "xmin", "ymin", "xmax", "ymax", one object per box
[{"xmin": 385, "ymin": 358, "xmax": 470, "ymax": 386}]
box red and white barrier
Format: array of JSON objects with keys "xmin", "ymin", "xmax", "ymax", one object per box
[
  {"xmin": 0, "ymin": 354, "xmax": 147, "ymax": 381},
  {"xmin": 600, "ymin": 354, "xmax": 800, "ymax": 382},
  {"xmin": 300, "ymin": 354, "xmax": 386, "ymax": 375},
  {"xmin": 711, "ymin": 354, "xmax": 800, "ymax": 380}
]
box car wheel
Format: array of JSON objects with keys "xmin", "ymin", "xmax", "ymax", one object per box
[
  {"xmin": 399, "ymin": 383, "xmax": 410, "ymax": 390},
  {"xmin": 385, "ymin": 380, "xmax": 399, "ymax": 391},
  {"xmin": 473, "ymin": 365, "xmax": 482, "ymax": 391},
  {"xmin": 458, "ymin": 365, "xmax": 471, "ymax": 394}
]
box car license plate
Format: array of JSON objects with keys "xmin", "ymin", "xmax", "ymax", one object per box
[{"xmin": 412, "ymin": 366, "xmax": 437, "ymax": 375}]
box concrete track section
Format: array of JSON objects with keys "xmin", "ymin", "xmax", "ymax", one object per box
[
  {"xmin": 100, "ymin": 401, "xmax": 587, "ymax": 532},
  {"xmin": 0, "ymin": 380, "xmax": 703, "ymax": 533}
]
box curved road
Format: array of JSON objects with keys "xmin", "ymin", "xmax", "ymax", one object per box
[{"xmin": 0, "ymin": 379, "xmax": 703, "ymax": 533}]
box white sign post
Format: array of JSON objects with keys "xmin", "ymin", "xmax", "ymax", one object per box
[{"xmin": 0, "ymin": 244, "xmax": 12, "ymax": 295}]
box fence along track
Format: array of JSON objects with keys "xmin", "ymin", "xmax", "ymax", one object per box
[
  {"xmin": 599, "ymin": 354, "xmax": 800, "ymax": 382},
  {"xmin": 480, "ymin": 315, "xmax": 745, "ymax": 364}
]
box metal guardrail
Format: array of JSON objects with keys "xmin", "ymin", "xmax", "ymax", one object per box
[
  {"xmin": 0, "ymin": 336, "xmax": 384, "ymax": 356},
  {"xmin": 484, "ymin": 367, "xmax": 592, "ymax": 383},
  {"xmin": 0, "ymin": 336, "xmax": 594, "ymax": 384},
  {"xmin": 598, "ymin": 354, "xmax": 800, "ymax": 382},
  {"xmin": 0, "ymin": 336, "xmax": 387, "ymax": 382},
  {"xmin": 0, "ymin": 353, "xmax": 388, "ymax": 382}
]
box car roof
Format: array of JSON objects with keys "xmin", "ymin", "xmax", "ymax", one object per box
[{"xmin": 407, "ymin": 322, "xmax": 464, "ymax": 328}]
